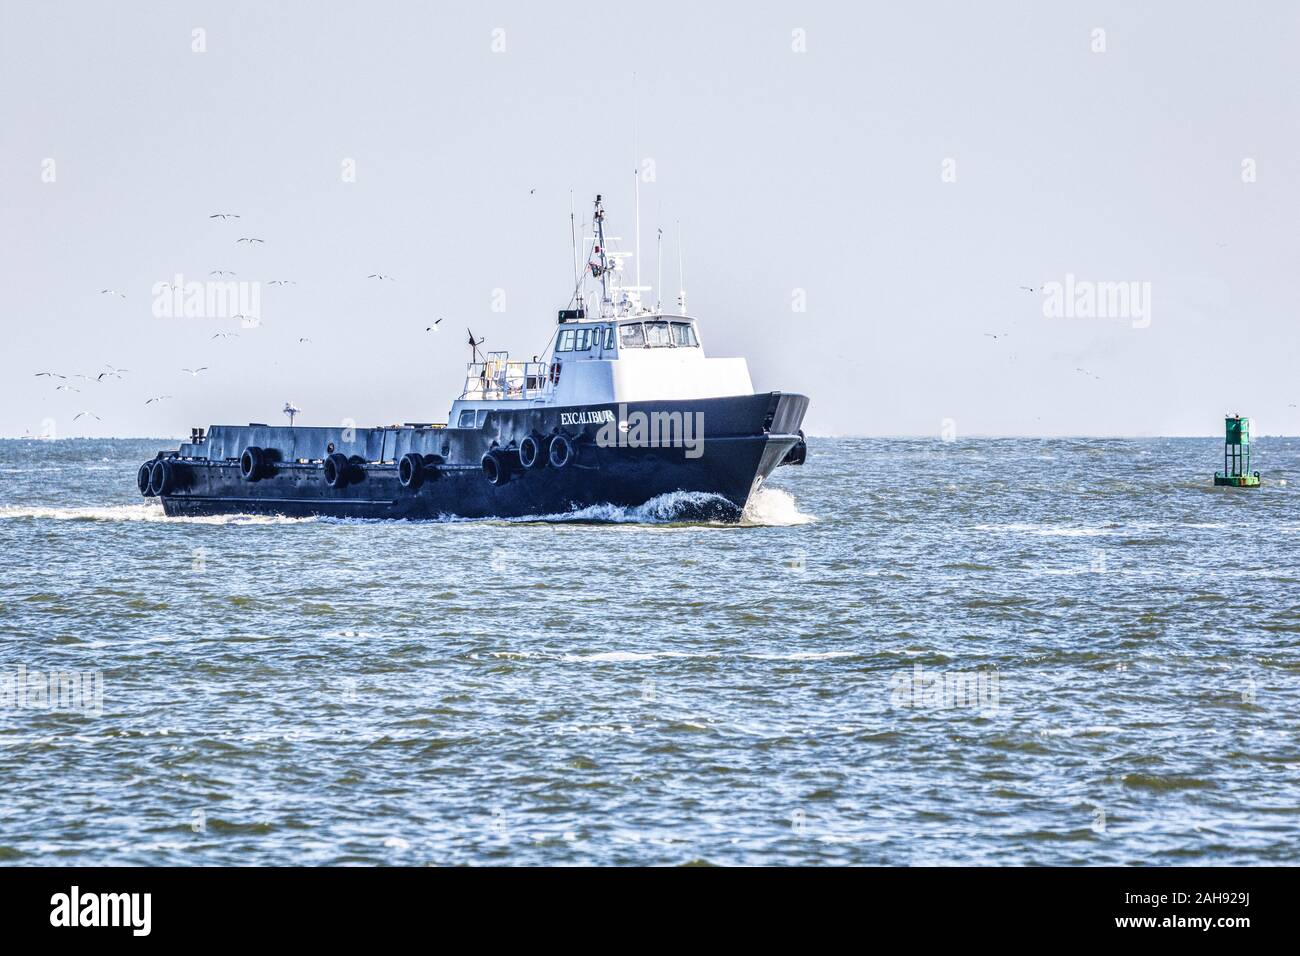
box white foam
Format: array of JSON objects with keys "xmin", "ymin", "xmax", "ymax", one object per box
[
  {"xmin": 745, "ymin": 650, "xmax": 858, "ymax": 661},
  {"xmin": 0, "ymin": 503, "xmax": 310, "ymax": 526},
  {"xmin": 0, "ymin": 486, "xmax": 813, "ymax": 529},
  {"xmin": 740, "ymin": 486, "xmax": 816, "ymax": 526},
  {"xmin": 510, "ymin": 486, "xmax": 814, "ymax": 527},
  {"xmin": 563, "ymin": 650, "xmax": 694, "ymax": 663},
  {"xmin": 974, "ymin": 522, "xmax": 1115, "ymax": 537}
]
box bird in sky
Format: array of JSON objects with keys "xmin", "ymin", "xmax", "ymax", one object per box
[
  {"xmin": 425, "ymin": 318, "xmax": 443, "ymax": 332},
  {"xmin": 73, "ymin": 411, "xmax": 101, "ymax": 421},
  {"xmin": 367, "ymin": 273, "xmax": 395, "ymax": 281},
  {"xmin": 209, "ymin": 270, "xmax": 236, "ymax": 277},
  {"xmin": 1018, "ymin": 286, "xmax": 1036, "ymax": 293},
  {"xmin": 236, "ymin": 237, "xmax": 264, "ymax": 244},
  {"xmin": 145, "ymin": 395, "xmax": 174, "ymax": 404},
  {"xmin": 76, "ymin": 372, "xmax": 111, "ymax": 383},
  {"xmin": 181, "ymin": 367, "xmax": 209, "ymax": 377},
  {"xmin": 55, "ymin": 384, "xmax": 80, "ymax": 392},
  {"xmin": 34, "ymin": 371, "xmax": 66, "ymax": 379},
  {"xmin": 209, "ymin": 213, "xmax": 241, "ymax": 220},
  {"xmin": 211, "ymin": 331, "xmax": 239, "ymax": 340},
  {"xmin": 297, "ymin": 337, "xmax": 311, "ymax": 344},
  {"xmin": 99, "ymin": 289, "xmax": 126, "ymax": 298},
  {"xmin": 983, "ymin": 332, "xmax": 1008, "ymax": 340},
  {"xmin": 232, "ymin": 314, "xmax": 260, "ymax": 327},
  {"xmin": 267, "ymin": 279, "xmax": 297, "ymax": 286},
  {"xmin": 1074, "ymin": 368, "xmax": 1102, "ymax": 381},
  {"xmin": 104, "ymin": 365, "xmax": 129, "ymax": 377}
]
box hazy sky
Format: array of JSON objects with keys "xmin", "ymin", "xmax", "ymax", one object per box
[{"xmin": 2, "ymin": 1, "xmax": 1298, "ymax": 438}]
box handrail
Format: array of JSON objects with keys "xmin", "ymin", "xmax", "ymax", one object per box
[{"xmin": 460, "ymin": 359, "xmax": 551, "ymax": 401}]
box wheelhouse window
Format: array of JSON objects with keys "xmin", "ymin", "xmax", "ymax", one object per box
[
  {"xmin": 603, "ymin": 325, "xmax": 615, "ymax": 349},
  {"xmin": 644, "ymin": 320, "xmax": 672, "ymax": 348},
  {"xmin": 619, "ymin": 322, "xmax": 645, "ymax": 348},
  {"xmin": 574, "ymin": 327, "xmax": 591, "ymax": 351},
  {"xmin": 457, "ymin": 409, "xmax": 476, "ymax": 428},
  {"xmin": 671, "ymin": 322, "xmax": 699, "ymax": 347},
  {"xmin": 556, "ymin": 329, "xmax": 577, "ymax": 351}
]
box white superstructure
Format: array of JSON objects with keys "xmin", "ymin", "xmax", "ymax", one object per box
[{"xmin": 447, "ymin": 195, "xmax": 753, "ymax": 428}]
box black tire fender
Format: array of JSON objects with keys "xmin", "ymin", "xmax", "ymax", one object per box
[
  {"xmin": 398, "ymin": 452, "xmax": 425, "ymax": 489},
  {"xmin": 323, "ymin": 452, "xmax": 351, "ymax": 489}
]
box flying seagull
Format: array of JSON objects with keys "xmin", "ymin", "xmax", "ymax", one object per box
[
  {"xmin": 367, "ymin": 273, "xmax": 395, "ymax": 281},
  {"xmin": 73, "ymin": 411, "xmax": 101, "ymax": 421},
  {"xmin": 99, "ymin": 289, "xmax": 126, "ymax": 298},
  {"xmin": 211, "ymin": 331, "xmax": 239, "ymax": 340},
  {"xmin": 76, "ymin": 372, "xmax": 111, "ymax": 383},
  {"xmin": 55, "ymin": 384, "xmax": 80, "ymax": 392},
  {"xmin": 145, "ymin": 395, "xmax": 174, "ymax": 404},
  {"xmin": 1074, "ymin": 368, "xmax": 1102, "ymax": 381},
  {"xmin": 267, "ymin": 279, "xmax": 297, "ymax": 286},
  {"xmin": 983, "ymin": 332, "xmax": 1008, "ymax": 340},
  {"xmin": 209, "ymin": 270, "xmax": 236, "ymax": 277},
  {"xmin": 34, "ymin": 371, "xmax": 66, "ymax": 379},
  {"xmin": 297, "ymin": 337, "xmax": 311, "ymax": 344},
  {"xmin": 236, "ymin": 237, "xmax": 264, "ymax": 244},
  {"xmin": 1018, "ymin": 286, "xmax": 1036, "ymax": 293},
  {"xmin": 425, "ymin": 318, "xmax": 443, "ymax": 332},
  {"xmin": 209, "ymin": 213, "xmax": 241, "ymax": 220},
  {"xmin": 181, "ymin": 367, "xmax": 209, "ymax": 377}
]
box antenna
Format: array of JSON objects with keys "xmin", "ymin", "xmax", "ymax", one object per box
[
  {"xmin": 656, "ymin": 227, "xmax": 663, "ymax": 313},
  {"xmin": 632, "ymin": 74, "xmax": 641, "ymax": 304},
  {"xmin": 466, "ymin": 328, "xmax": 486, "ymax": 364},
  {"xmin": 676, "ymin": 220, "xmax": 686, "ymax": 316},
  {"xmin": 569, "ymin": 190, "xmax": 579, "ymax": 303},
  {"xmin": 634, "ymin": 167, "xmax": 641, "ymax": 304}
]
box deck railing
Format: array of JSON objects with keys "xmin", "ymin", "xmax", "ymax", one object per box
[{"xmin": 460, "ymin": 355, "xmax": 551, "ymax": 401}]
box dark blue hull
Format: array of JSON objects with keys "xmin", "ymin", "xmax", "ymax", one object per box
[{"xmin": 148, "ymin": 393, "xmax": 808, "ymax": 522}]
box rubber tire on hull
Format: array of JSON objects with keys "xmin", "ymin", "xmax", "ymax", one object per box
[
  {"xmin": 519, "ymin": 434, "xmax": 547, "ymax": 469},
  {"xmin": 138, "ymin": 462, "xmax": 156, "ymax": 497},
  {"xmin": 482, "ymin": 450, "xmax": 510, "ymax": 486},
  {"xmin": 781, "ymin": 430, "xmax": 807, "ymax": 466},
  {"xmin": 240, "ymin": 446, "xmax": 265, "ymax": 481},
  {"xmin": 548, "ymin": 433, "xmax": 574, "ymax": 469},
  {"xmin": 149, "ymin": 459, "xmax": 175, "ymax": 496},
  {"xmin": 323, "ymin": 453, "xmax": 351, "ymax": 489},
  {"xmin": 398, "ymin": 452, "xmax": 425, "ymax": 489}
]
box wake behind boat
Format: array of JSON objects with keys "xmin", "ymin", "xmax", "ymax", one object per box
[{"xmin": 135, "ymin": 195, "xmax": 808, "ymax": 521}]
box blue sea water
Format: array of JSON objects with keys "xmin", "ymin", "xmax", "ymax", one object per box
[{"xmin": 0, "ymin": 436, "xmax": 1297, "ymax": 865}]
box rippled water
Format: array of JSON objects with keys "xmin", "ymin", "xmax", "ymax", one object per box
[{"xmin": 1, "ymin": 437, "xmax": 1297, "ymax": 865}]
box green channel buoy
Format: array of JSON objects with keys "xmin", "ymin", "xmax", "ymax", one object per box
[{"xmin": 1214, "ymin": 414, "xmax": 1260, "ymax": 487}]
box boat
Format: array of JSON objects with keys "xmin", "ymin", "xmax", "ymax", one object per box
[{"xmin": 135, "ymin": 195, "xmax": 808, "ymax": 521}]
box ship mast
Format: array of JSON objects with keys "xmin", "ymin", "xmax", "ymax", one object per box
[{"xmin": 592, "ymin": 194, "xmax": 612, "ymax": 315}]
